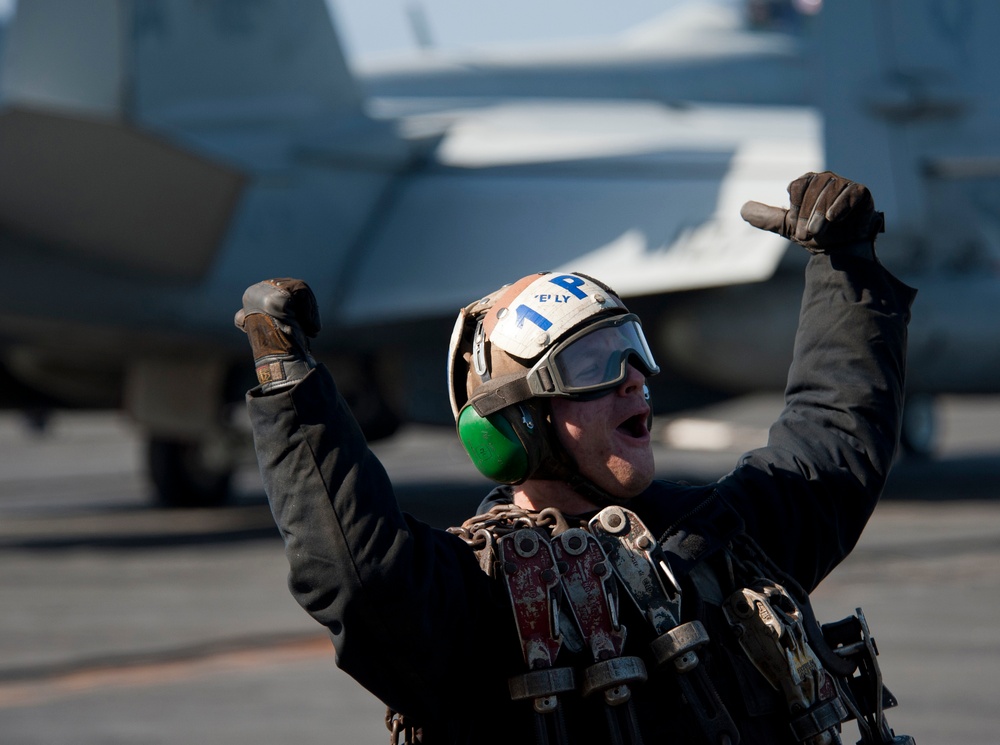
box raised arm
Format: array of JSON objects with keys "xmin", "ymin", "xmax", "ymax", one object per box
[
  {"xmin": 236, "ymin": 280, "xmax": 508, "ymax": 721},
  {"xmin": 719, "ymin": 172, "xmax": 917, "ymax": 591}
]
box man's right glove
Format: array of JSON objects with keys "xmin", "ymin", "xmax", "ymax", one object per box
[
  {"xmin": 740, "ymin": 171, "xmax": 884, "ymax": 256},
  {"xmin": 234, "ymin": 278, "xmax": 321, "ymax": 394}
]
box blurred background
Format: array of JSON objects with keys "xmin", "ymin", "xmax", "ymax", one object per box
[{"xmin": 0, "ymin": 0, "xmax": 998, "ymax": 742}]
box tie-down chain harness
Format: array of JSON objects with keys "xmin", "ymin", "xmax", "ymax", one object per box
[
  {"xmin": 385, "ymin": 505, "xmax": 913, "ymax": 745},
  {"xmin": 447, "ymin": 504, "xmax": 739, "ymax": 745}
]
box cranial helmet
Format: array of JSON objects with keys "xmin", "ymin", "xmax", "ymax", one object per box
[{"xmin": 448, "ymin": 272, "xmax": 659, "ymax": 489}]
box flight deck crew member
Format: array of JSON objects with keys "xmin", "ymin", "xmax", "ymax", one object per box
[{"xmin": 236, "ymin": 172, "xmax": 916, "ymax": 745}]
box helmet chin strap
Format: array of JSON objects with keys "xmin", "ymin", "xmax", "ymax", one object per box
[
  {"xmin": 532, "ymin": 457, "xmax": 628, "ymax": 510},
  {"xmin": 566, "ymin": 468, "xmax": 631, "ymax": 509}
]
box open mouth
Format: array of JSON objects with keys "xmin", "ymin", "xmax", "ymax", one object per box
[{"xmin": 617, "ymin": 412, "xmax": 649, "ymax": 439}]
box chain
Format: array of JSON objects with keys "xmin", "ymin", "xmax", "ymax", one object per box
[
  {"xmin": 447, "ymin": 504, "xmax": 571, "ymax": 550},
  {"xmin": 385, "ymin": 708, "xmax": 421, "ymax": 745}
]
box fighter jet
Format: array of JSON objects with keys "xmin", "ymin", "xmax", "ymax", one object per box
[
  {"xmin": 0, "ymin": 0, "xmax": 996, "ymax": 506},
  {"xmin": 358, "ymin": 0, "xmax": 1000, "ymax": 456}
]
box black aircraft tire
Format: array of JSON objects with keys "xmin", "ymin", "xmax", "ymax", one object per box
[
  {"xmin": 900, "ymin": 394, "xmax": 937, "ymax": 460},
  {"xmin": 148, "ymin": 437, "xmax": 232, "ymax": 508}
]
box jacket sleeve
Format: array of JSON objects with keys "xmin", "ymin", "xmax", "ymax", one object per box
[
  {"xmin": 716, "ymin": 252, "xmax": 916, "ymax": 592},
  {"xmin": 246, "ymin": 367, "xmax": 510, "ymax": 719}
]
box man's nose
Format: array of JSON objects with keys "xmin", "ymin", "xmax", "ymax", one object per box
[{"xmin": 617, "ymin": 362, "xmax": 646, "ymax": 395}]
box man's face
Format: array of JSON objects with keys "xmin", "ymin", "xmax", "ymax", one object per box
[{"xmin": 549, "ymin": 362, "xmax": 655, "ymax": 500}]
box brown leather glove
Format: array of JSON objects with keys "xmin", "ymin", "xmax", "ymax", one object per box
[
  {"xmin": 740, "ymin": 171, "xmax": 884, "ymax": 256},
  {"xmin": 234, "ymin": 278, "xmax": 321, "ymax": 393}
]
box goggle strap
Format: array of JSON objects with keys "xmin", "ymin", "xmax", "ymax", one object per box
[{"xmin": 469, "ymin": 373, "xmax": 534, "ymax": 417}]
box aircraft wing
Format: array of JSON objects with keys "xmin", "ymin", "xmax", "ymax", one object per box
[
  {"xmin": 340, "ymin": 100, "xmax": 820, "ymax": 324},
  {"xmin": 357, "ymin": 1, "xmax": 809, "ymax": 107}
]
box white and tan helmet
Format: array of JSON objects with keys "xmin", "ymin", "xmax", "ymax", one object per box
[{"xmin": 448, "ymin": 272, "xmax": 658, "ymax": 486}]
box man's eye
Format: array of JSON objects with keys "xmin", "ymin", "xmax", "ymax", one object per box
[
  {"xmin": 577, "ymin": 364, "xmax": 601, "ymax": 383},
  {"xmin": 570, "ymin": 356, "xmax": 607, "ymax": 384}
]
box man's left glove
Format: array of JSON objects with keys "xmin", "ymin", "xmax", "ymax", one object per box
[
  {"xmin": 234, "ymin": 278, "xmax": 321, "ymax": 394},
  {"xmin": 740, "ymin": 171, "xmax": 884, "ymax": 256}
]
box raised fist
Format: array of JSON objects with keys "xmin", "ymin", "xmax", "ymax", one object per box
[{"xmin": 235, "ymin": 278, "xmax": 321, "ymax": 393}]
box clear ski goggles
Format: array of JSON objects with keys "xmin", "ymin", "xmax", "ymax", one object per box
[{"xmin": 526, "ymin": 313, "xmax": 660, "ymax": 398}]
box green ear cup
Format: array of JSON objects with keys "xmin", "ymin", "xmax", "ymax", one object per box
[{"xmin": 457, "ymin": 405, "xmax": 529, "ymax": 483}]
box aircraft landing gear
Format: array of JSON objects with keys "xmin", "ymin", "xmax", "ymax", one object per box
[
  {"xmin": 147, "ymin": 436, "xmax": 233, "ymax": 508},
  {"xmin": 900, "ymin": 393, "xmax": 937, "ymax": 459}
]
